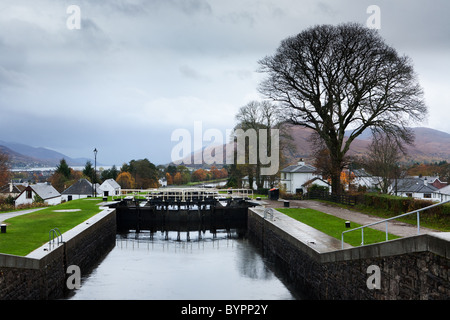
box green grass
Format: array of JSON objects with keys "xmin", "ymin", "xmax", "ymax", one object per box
[
  {"xmin": 277, "ymin": 208, "xmax": 400, "ymax": 247},
  {"xmin": 0, "ymin": 198, "xmax": 104, "ymax": 256}
]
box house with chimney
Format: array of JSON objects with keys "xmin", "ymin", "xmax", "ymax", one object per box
[
  {"xmin": 389, "ymin": 177, "xmax": 440, "ymax": 200},
  {"xmin": 280, "ymin": 159, "xmax": 324, "ymax": 194},
  {"xmin": 0, "ymin": 182, "xmax": 26, "ymax": 200}
]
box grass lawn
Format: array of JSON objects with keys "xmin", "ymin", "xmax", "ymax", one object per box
[
  {"xmin": 0, "ymin": 198, "xmax": 104, "ymax": 256},
  {"xmin": 277, "ymin": 208, "xmax": 400, "ymax": 247}
]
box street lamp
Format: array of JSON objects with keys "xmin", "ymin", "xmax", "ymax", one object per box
[{"xmin": 94, "ymin": 148, "xmax": 97, "ymax": 197}]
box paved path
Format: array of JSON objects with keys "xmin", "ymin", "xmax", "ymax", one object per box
[
  {"xmin": 0, "ymin": 208, "xmax": 46, "ymax": 224},
  {"xmin": 262, "ymin": 199, "xmax": 439, "ymax": 238}
]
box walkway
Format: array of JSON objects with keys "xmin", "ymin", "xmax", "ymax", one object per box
[
  {"xmin": 262, "ymin": 199, "xmax": 438, "ymax": 238},
  {"xmin": 0, "ymin": 208, "xmax": 46, "ymax": 224}
]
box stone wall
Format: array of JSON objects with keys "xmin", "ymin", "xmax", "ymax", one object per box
[
  {"xmin": 248, "ymin": 208, "xmax": 450, "ymax": 300},
  {"xmin": 0, "ymin": 208, "xmax": 116, "ymax": 300}
]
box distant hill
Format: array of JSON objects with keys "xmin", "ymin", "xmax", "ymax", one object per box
[
  {"xmin": 0, "ymin": 140, "xmax": 92, "ymax": 169},
  {"xmin": 174, "ymin": 126, "xmax": 450, "ymax": 168},
  {"xmin": 284, "ymin": 126, "xmax": 450, "ymax": 165}
]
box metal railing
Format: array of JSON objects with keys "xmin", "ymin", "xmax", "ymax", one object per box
[
  {"xmin": 112, "ymin": 188, "xmax": 253, "ymax": 201},
  {"xmin": 341, "ymin": 199, "xmax": 450, "ymax": 249},
  {"xmin": 49, "ymin": 227, "xmax": 63, "ymax": 250}
]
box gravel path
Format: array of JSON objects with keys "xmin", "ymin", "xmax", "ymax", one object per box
[{"xmin": 0, "ymin": 208, "xmax": 46, "ymax": 224}]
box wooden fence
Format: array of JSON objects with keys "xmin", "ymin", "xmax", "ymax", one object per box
[{"xmin": 303, "ymin": 190, "xmax": 363, "ymax": 206}]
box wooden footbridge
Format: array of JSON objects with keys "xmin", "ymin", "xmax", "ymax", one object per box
[{"xmin": 107, "ymin": 188, "xmax": 259, "ymax": 232}]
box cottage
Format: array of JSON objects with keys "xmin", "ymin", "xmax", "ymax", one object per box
[
  {"xmin": 351, "ymin": 168, "xmax": 380, "ymax": 190},
  {"xmin": 435, "ymin": 184, "xmax": 450, "ymax": 202},
  {"xmin": 280, "ymin": 159, "xmax": 320, "ymax": 194},
  {"xmin": 0, "ymin": 182, "xmax": 26, "ymax": 199},
  {"xmin": 418, "ymin": 176, "xmax": 448, "ymax": 189},
  {"xmin": 99, "ymin": 178, "xmax": 121, "ymax": 197},
  {"xmin": 61, "ymin": 178, "xmax": 100, "ymax": 201},
  {"xmin": 389, "ymin": 178, "xmax": 439, "ymax": 200},
  {"xmin": 301, "ymin": 177, "xmax": 331, "ymax": 193},
  {"xmin": 15, "ymin": 183, "xmax": 61, "ymax": 207}
]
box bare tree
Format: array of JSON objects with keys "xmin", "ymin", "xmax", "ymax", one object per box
[
  {"xmin": 233, "ymin": 100, "xmax": 285, "ymax": 190},
  {"xmin": 363, "ymin": 133, "xmax": 404, "ymax": 194},
  {"xmin": 258, "ymin": 23, "xmax": 427, "ymax": 193}
]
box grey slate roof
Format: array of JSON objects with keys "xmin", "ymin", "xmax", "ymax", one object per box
[
  {"xmin": 31, "ymin": 183, "xmax": 61, "ymax": 200},
  {"xmin": 394, "ymin": 178, "xmax": 438, "ymax": 193},
  {"xmin": 281, "ymin": 163, "xmax": 316, "ymax": 174},
  {"xmin": 62, "ymin": 178, "xmax": 94, "ymax": 195},
  {"xmin": 102, "ymin": 178, "xmax": 120, "ymax": 189}
]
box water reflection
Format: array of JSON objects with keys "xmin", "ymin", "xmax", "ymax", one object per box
[{"xmin": 69, "ymin": 229, "xmax": 297, "ymax": 300}]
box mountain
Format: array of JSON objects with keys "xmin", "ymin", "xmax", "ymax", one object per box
[
  {"xmin": 0, "ymin": 140, "xmax": 90, "ymax": 169},
  {"xmin": 284, "ymin": 126, "xmax": 450, "ymax": 165},
  {"xmin": 174, "ymin": 126, "xmax": 450, "ymax": 168}
]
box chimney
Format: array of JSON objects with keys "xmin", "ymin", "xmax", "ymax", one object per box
[
  {"xmin": 298, "ymin": 158, "xmax": 305, "ymax": 166},
  {"xmin": 9, "ymin": 180, "xmax": 13, "ymax": 193}
]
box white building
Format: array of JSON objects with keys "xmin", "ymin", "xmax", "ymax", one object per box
[
  {"xmin": 99, "ymin": 179, "xmax": 121, "ymax": 197},
  {"xmin": 351, "ymin": 168, "xmax": 380, "ymax": 190},
  {"xmin": 301, "ymin": 177, "xmax": 331, "ymax": 193},
  {"xmin": 15, "ymin": 183, "xmax": 61, "ymax": 207},
  {"xmin": 280, "ymin": 159, "xmax": 320, "ymax": 194},
  {"xmin": 435, "ymin": 184, "xmax": 450, "ymax": 202},
  {"xmin": 389, "ymin": 178, "xmax": 440, "ymax": 201},
  {"xmin": 61, "ymin": 178, "xmax": 101, "ymax": 201}
]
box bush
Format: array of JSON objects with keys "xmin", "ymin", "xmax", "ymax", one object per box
[{"xmin": 361, "ymin": 193, "xmax": 450, "ymax": 230}]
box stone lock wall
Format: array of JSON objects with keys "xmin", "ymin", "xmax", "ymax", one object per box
[
  {"xmin": 0, "ymin": 208, "xmax": 116, "ymax": 300},
  {"xmin": 248, "ymin": 208, "xmax": 450, "ymax": 300}
]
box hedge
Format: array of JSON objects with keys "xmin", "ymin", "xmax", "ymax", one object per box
[{"xmin": 362, "ymin": 193, "xmax": 450, "ymax": 228}]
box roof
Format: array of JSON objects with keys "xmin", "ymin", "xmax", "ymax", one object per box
[
  {"xmin": 302, "ymin": 177, "xmax": 330, "ymax": 187},
  {"xmin": 0, "ymin": 184, "xmax": 25, "ymax": 194},
  {"xmin": 101, "ymin": 178, "xmax": 120, "ymax": 189},
  {"xmin": 394, "ymin": 178, "xmax": 438, "ymax": 193},
  {"xmin": 30, "ymin": 183, "xmax": 61, "ymax": 200},
  {"xmin": 281, "ymin": 163, "xmax": 316, "ymax": 174},
  {"xmin": 352, "ymin": 168, "xmax": 372, "ymax": 177},
  {"xmin": 62, "ymin": 179, "xmax": 95, "ymax": 195}
]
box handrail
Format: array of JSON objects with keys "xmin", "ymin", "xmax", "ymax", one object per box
[
  {"xmin": 112, "ymin": 188, "xmax": 253, "ymax": 201},
  {"xmin": 341, "ymin": 199, "xmax": 450, "ymax": 249},
  {"xmin": 49, "ymin": 227, "xmax": 63, "ymax": 250}
]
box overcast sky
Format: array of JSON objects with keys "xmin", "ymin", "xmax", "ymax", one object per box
[{"xmin": 0, "ymin": 0, "xmax": 449, "ymax": 166}]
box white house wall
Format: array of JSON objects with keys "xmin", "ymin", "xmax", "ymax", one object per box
[
  {"xmin": 282, "ymin": 172, "xmax": 317, "ymax": 193},
  {"xmin": 15, "ymin": 191, "xmax": 61, "ymax": 207}
]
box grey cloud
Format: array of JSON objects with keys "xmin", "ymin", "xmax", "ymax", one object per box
[{"xmin": 179, "ymin": 65, "xmax": 210, "ymax": 81}]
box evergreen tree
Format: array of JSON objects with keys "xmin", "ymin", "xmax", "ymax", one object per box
[{"xmin": 55, "ymin": 159, "xmax": 71, "ymax": 179}]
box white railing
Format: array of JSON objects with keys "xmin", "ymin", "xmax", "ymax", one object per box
[
  {"xmin": 341, "ymin": 199, "xmax": 450, "ymax": 249},
  {"xmin": 112, "ymin": 188, "xmax": 253, "ymax": 202}
]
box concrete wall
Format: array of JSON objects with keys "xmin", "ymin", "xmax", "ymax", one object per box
[
  {"xmin": 248, "ymin": 207, "xmax": 450, "ymax": 300},
  {"xmin": 0, "ymin": 208, "xmax": 116, "ymax": 300}
]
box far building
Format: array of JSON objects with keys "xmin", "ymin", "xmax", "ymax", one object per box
[
  {"xmin": 61, "ymin": 178, "xmax": 101, "ymax": 201},
  {"xmin": 280, "ymin": 159, "xmax": 321, "ymax": 194},
  {"xmin": 389, "ymin": 178, "xmax": 440, "ymax": 201},
  {"xmin": 99, "ymin": 178, "xmax": 121, "ymax": 197},
  {"xmin": 15, "ymin": 183, "xmax": 61, "ymax": 207}
]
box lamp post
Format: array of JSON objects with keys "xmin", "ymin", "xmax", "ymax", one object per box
[{"xmin": 94, "ymin": 148, "xmax": 97, "ymax": 197}]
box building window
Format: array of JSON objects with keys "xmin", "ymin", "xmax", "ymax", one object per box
[
  {"xmin": 26, "ymin": 190, "xmax": 32, "ymax": 199},
  {"xmin": 406, "ymin": 193, "xmax": 413, "ymax": 198},
  {"xmin": 424, "ymin": 193, "xmax": 432, "ymax": 199}
]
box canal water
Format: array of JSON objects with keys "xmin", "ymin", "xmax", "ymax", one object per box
[{"xmin": 68, "ymin": 229, "xmax": 299, "ymax": 300}]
